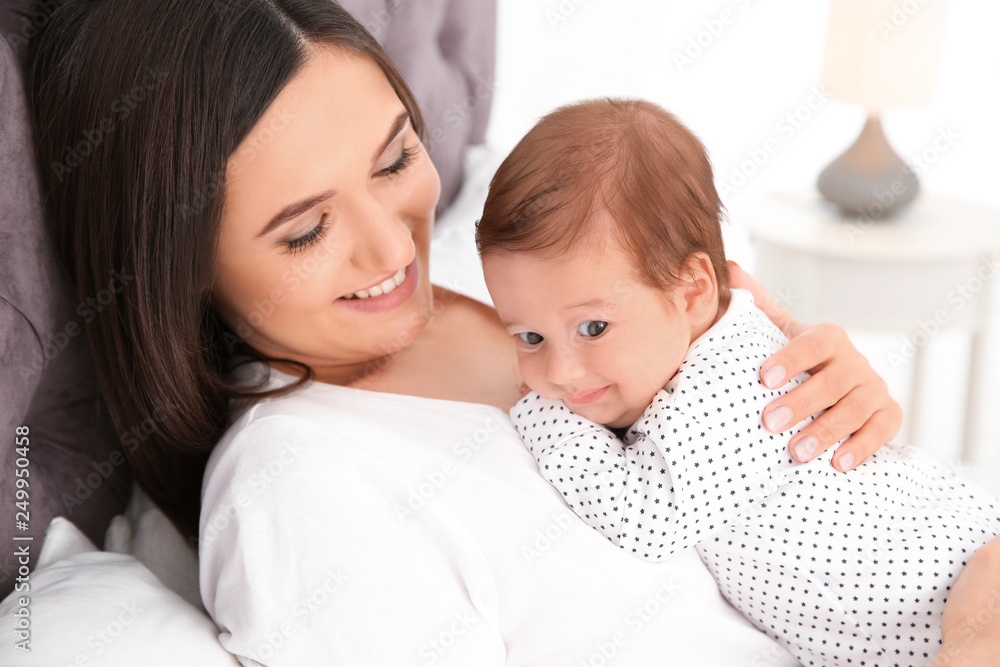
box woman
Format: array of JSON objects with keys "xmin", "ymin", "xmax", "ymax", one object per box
[{"xmin": 32, "ymin": 0, "xmax": 988, "ymax": 664}]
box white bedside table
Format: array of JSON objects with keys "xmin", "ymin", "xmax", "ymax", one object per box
[{"xmin": 734, "ymin": 192, "xmax": 1000, "ymax": 461}]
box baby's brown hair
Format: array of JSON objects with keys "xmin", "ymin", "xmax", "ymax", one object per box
[{"xmin": 476, "ymin": 98, "xmax": 730, "ymax": 310}]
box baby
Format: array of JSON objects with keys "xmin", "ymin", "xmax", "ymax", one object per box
[{"xmin": 476, "ymin": 98, "xmax": 1000, "ymax": 666}]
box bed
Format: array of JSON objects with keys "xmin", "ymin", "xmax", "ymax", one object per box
[{"xmin": 0, "ymin": 1, "xmax": 796, "ymax": 664}]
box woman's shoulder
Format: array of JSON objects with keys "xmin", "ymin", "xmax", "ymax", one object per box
[
  {"xmin": 203, "ymin": 379, "xmax": 360, "ymax": 496},
  {"xmin": 205, "ymin": 365, "xmax": 509, "ymax": 496}
]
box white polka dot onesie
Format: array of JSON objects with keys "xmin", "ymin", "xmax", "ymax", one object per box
[{"xmin": 511, "ymin": 288, "xmax": 1000, "ymax": 666}]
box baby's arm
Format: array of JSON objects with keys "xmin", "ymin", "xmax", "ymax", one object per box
[{"xmin": 511, "ymin": 389, "xmax": 779, "ymax": 561}]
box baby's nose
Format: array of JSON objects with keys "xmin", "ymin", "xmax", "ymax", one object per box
[{"xmin": 545, "ymin": 346, "xmax": 586, "ymax": 386}]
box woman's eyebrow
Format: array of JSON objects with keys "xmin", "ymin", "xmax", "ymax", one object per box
[
  {"xmin": 373, "ymin": 111, "xmax": 411, "ymax": 162},
  {"xmin": 257, "ymin": 189, "xmax": 336, "ymax": 239},
  {"xmin": 256, "ymin": 112, "xmax": 411, "ymax": 240}
]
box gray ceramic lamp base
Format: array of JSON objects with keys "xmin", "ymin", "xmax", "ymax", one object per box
[{"xmin": 817, "ymin": 114, "xmax": 920, "ymax": 219}]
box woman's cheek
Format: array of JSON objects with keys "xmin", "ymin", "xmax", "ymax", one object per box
[{"xmin": 280, "ymin": 248, "xmax": 344, "ymax": 306}]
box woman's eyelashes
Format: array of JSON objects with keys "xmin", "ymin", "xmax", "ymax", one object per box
[
  {"xmin": 378, "ymin": 145, "xmax": 416, "ymax": 177},
  {"xmin": 283, "ymin": 214, "xmax": 330, "ymax": 255},
  {"xmin": 282, "ymin": 145, "xmax": 417, "ymax": 255}
]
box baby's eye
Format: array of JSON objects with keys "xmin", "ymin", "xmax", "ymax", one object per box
[
  {"xmin": 577, "ymin": 321, "xmax": 608, "ymax": 338},
  {"xmin": 518, "ymin": 332, "xmax": 543, "ymax": 345}
]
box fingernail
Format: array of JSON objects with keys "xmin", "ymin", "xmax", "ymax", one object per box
[
  {"xmin": 791, "ymin": 435, "xmax": 818, "ymax": 461},
  {"xmin": 836, "ymin": 452, "xmax": 855, "ymax": 472},
  {"xmin": 762, "ymin": 365, "xmax": 785, "ymax": 389},
  {"xmin": 764, "ymin": 406, "xmax": 792, "ymax": 432}
]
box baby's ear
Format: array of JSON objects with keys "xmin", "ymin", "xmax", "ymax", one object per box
[{"xmin": 680, "ymin": 252, "xmax": 719, "ymax": 323}]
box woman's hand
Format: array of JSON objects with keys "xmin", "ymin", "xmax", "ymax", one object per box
[{"xmin": 729, "ymin": 262, "xmax": 903, "ymax": 472}]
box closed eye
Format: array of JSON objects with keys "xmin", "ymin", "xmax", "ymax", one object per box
[
  {"xmin": 378, "ymin": 145, "xmax": 416, "ymax": 177},
  {"xmin": 283, "ymin": 213, "xmax": 330, "ymax": 255}
]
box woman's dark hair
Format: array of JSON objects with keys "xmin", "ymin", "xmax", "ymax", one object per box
[{"xmin": 29, "ymin": 0, "xmax": 425, "ymax": 544}]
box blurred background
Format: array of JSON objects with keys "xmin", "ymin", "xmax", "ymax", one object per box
[{"xmin": 486, "ymin": 0, "xmax": 1000, "ymax": 486}]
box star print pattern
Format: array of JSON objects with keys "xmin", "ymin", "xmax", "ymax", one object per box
[{"xmin": 511, "ymin": 289, "xmax": 1000, "ymax": 666}]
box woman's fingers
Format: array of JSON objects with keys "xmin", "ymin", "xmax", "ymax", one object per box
[
  {"xmin": 759, "ymin": 322, "xmax": 903, "ymax": 470},
  {"xmin": 785, "ymin": 386, "xmax": 903, "ymax": 470},
  {"xmin": 734, "ymin": 263, "xmax": 903, "ymax": 469},
  {"xmin": 825, "ymin": 406, "xmax": 903, "ymax": 471},
  {"xmin": 759, "ymin": 323, "xmax": 847, "ymax": 395}
]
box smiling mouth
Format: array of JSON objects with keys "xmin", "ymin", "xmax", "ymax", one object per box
[
  {"xmin": 340, "ymin": 267, "xmax": 407, "ymax": 300},
  {"xmin": 565, "ymin": 386, "xmax": 609, "ymax": 405}
]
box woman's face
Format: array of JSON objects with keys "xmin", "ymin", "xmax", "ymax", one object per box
[{"xmin": 213, "ymin": 47, "xmax": 440, "ymax": 383}]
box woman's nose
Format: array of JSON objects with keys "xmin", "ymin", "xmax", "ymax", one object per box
[
  {"xmin": 347, "ymin": 196, "xmax": 414, "ymax": 271},
  {"xmin": 545, "ymin": 345, "xmax": 586, "ymax": 386}
]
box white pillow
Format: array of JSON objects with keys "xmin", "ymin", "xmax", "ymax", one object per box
[
  {"xmin": 0, "ymin": 518, "xmax": 238, "ymax": 666},
  {"xmin": 105, "ymin": 485, "xmax": 203, "ymax": 610}
]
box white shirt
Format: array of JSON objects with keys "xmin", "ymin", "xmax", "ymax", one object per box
[
  {"xmin": 512, "ymin": 289, "xmax": 1000, "ymax": 666},
  {"xmin": 198, "ymin": 360, "xmax": 797, "ymax": 666}
]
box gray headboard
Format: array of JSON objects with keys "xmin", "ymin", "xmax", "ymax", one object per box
[
  {"xmin": 0, "ymin": 0, "xmax": 495, "ymax": 600},
  {"xmin": 338, "ymin": 0, "xmax": 495, "ymax": 211},
  {"xmin": 0, "ymin": 0, "xmax": 131, "ymax": 600}
]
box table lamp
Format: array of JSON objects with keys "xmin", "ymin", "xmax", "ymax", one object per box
[{"xmin": 817, "ymin": 0, "xmax": 949, "ymax": 218}]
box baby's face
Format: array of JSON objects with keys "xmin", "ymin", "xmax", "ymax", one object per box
[{"xmin": 483, "ymin": 242, "xmax": 696, "ymax": 428}]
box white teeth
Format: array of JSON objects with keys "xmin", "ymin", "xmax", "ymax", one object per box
[{"xmin": 343, "ymin": 267, "xmax": 407, "ymax": 300}]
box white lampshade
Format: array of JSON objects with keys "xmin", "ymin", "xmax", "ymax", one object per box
[{"xmin": 821, "ymin": 0, "xmax": 949, "ymax": 110}]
